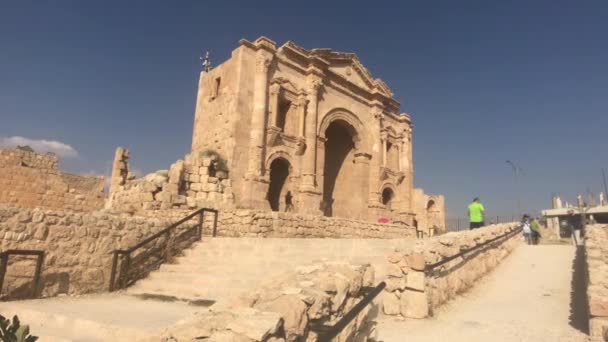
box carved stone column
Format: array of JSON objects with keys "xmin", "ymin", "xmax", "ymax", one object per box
[
  {"xmin": 300, "ymin": 78, "xmax": 322, "ymax": 191},
  {"xmin": 368, "ymin": 103, "xmax": 384, "ymax": 208},
  {"xmin": 295, "ymin": 93, "xmax": 308, "ymax": 156},
  {"xmin": 269, "ymin": 82, "xmax": 281, "ymax": 128},
  {"xmin": 353, "ymin": 152, "xmax": 372, "ymax": 220},
  {"xmin": 297, "ymin": 93, "xmax": 307, "ymax": 138},
  {"xmin": 400, "ymin": 132, "xmax": 410, "ymax": 172},
  {"xmin": 381, "ymin": 131, "xmax": 388, "ymax": 167},
  {"xmin": 298, "ymin": 78, "xmax": 323, "ymax": 216},
  {"xmin": 397, "ymin": 142, "xmax": 403, "ymax": 172},
  {"xmin": 246, "ymin": 54, "xmax": 272, "ymax": 178}
]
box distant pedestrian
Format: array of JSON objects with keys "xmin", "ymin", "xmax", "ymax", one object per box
[
  {"xmin": 468, "ymin": 197, "xmax": 485, "ymax": 229},
  {"xmin": 285, "ymin": 191, "xmax": 294, "ymax": 212},
  {"xmin": 522, "ymin": 214, "xmax": 533, "ymax": 244}
]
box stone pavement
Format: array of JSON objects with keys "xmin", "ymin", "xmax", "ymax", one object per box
[{"xmin": 377, "ymin": 245, "xmax": 590, "ymax": 342}]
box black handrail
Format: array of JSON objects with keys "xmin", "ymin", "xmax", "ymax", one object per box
[
  {"xmin": 310, "ymin": 281, "xmax": 386, "ymax": 341},
  {"xmin": 109, "ymin": 207, "xmax": 218, "ymax": 291},
  {"xmin": 425, "ymin": 225, "xmax": 522, "ymax": 272},
  {"xmin": 0, "ymin": 249, "xmax": 45, "ymax": 300}
]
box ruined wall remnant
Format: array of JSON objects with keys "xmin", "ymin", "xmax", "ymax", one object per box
[
  {"xmin": 0, "ymin": 148, "xmax": 105, "ymax": 212},
  {"xmin": 108, "ymin": 147, "xmax": 130, "ymax": 195},
  {"xmin": 106, "ymin": 150, "xmax": 235, "ymax": 215}
]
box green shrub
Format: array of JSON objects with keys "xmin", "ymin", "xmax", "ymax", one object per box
[{"xmin": 0, "ymin": 315, "xmax": 38, "ymax": 342}]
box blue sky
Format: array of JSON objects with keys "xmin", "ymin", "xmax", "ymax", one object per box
[{"xmin": 1, "ymin": 1, "xmax": 607, "ymax": 218}]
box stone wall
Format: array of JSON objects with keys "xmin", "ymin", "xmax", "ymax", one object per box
[
  {"xmin": 380, "ymin": 223, "xmax": 520, "ymax": 318},
  {"xmin": 586, "ymin": 224, "xmax": 608, "ymax": 339},
  {"xmin": 0, "ymin": 148, "xmax": 105, "ymax": 212},
  {"xmin": 216, "ymin": 209, "xmax": 416, "ymax": 239},
  {"xmin": 0, "ymin": 205, "xmax": 172, "ymax": 298},
  {"xmin": 143, "ymin": 262, "xmax": 378, "ymax": 342},
  {"xmin": 106, "ymin": 148, "xmax": 234, "ymax": 215}
]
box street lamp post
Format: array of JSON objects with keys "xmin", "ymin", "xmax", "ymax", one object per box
[{"xmin": 506, "ymin": 160, "xmax": 522, "ymax": 217}]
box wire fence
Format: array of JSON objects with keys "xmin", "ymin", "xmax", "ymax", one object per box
[{"xmin": 446, "ymin": 216, "xmax": 518, "ymax": 232}]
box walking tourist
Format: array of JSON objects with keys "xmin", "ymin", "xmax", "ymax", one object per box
[
  {"xmin": 467, "ymin": 197, "xmax": 485, "ymax": 229},
  {"xmin": 522, "ymin": 214, "xmax": 533, "ymax": 245},
  {"xmin": 285, "ymin": 191, "xmax": 294, "ymax": 212}
]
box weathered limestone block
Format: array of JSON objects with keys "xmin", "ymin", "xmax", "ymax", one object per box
[
  {"xmin": 401, "ymin": 289, "xmax": 429, "ymax": 319},
  {"xmin": 256, "ymin": 295, "xmax": 308, "ymax": 341},
  {"xmin": 406, "ymin": 271, "xmax": 426, "ymax": 291},
  {"xmin": 381, "ymin": 291, "xmax": 401, "ymax": 315},
  {"xmin": 225, "ymin": 308, "xmax": 283, "ymax": 341}
]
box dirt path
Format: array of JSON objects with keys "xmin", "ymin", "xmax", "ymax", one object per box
[{"xmin": 377, "ymin": 245, "xmax": 590, "ymax": 342}]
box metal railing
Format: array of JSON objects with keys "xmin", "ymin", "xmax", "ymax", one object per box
[
  {"xmin": 446, "ymin": 216, "xmax": 517, "ymax": 232},
  {"xmin": 425, "ymin": 225, "xmax": 522, "ymax": 272},
  {"xmin": 0, "ymin": 249, "xmax": 45, "ymax": 299},
  {"xmin": 310, "ymin": 281, "xmax": 386, "ymax": 341},
  {"xmin": 109, "ymin": 208, "xmax": 218, "ymax": 291}
]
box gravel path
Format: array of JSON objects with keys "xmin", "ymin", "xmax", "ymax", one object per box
[{"xmin": 377, "ymin": 245, "xmax": 590, "ymax": 342}]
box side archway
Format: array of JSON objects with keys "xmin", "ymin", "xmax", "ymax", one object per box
[
  {"xmin": 266, "ymin": 157, "xmax": 292, "ymax": 212},
  {"xmin": 380, "ymin": 183, "xmax": 398, "ymax": 209}
]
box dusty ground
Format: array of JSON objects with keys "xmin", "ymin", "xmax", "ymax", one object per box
[
  {"xmin": 0, "ymin": 293, "xmax": 200, "ymax": 341},
  {"xmin": 377, "ymin": 245, "xmax": 590, "ymax": 342}
]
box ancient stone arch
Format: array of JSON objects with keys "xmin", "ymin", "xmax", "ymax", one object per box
[
  {"xmin": 265, "ymin": 149, "xmax": 294, "ymax": 174},
  {"xmin": 380, "ymin": 182, "xmax": 398, "ymax": 208},
  {"xmin": 266, "ymin": 156, "xmax": 292, "ymax": 212},
  {"xmin": 318, "ymin": 108, "xmax": 369, "ymax": 153}
]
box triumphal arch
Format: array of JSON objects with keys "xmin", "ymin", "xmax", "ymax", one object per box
[{"xmin": 192, "ymin": 37, "xmax": 416, "ymax": 223}]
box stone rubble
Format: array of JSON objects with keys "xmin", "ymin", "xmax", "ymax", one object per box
[{"xmin": 141, "ymin": 262, "xmax": 377, "ymax": 342}]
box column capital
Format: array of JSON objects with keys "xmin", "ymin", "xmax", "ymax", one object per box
[
  {"xmin": 255, "ymin": 54, "xmax": 272, "ymax": 73},
  {"xmin": 269, "ymin": 82, "xmax": 281, "ymax": 95},
  {"xmin": 297, "ymin": 93, "xmax": 307, "ymax": 106},
  {"xmin": 380, "ymin": 130, "xmax": 389, "ymax": 141},
  {"xmin": 307, "ymin": 78, "xmax": 323, "ymax": 95}
]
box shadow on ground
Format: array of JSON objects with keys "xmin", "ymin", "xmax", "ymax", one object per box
[{"xmin": 569, "ymin": 245, "xmax": 589, "ymax": 334}]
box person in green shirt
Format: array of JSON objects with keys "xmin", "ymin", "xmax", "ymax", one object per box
[{"xmin": 468, "ymin": 197, "xmax": 485, "ymax": 229}]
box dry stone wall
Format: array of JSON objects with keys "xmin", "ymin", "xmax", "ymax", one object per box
[
  {"xmin": 142, "ymin": 262, "xmax": 378, "ymax": 342},
  {"xmin": 380, "ymin": 223, "xmax": 520, "ymax": 318},
  {"xmin": 586, "ymin": 224, "xmax": 608, "ymax": 339},
  {"xmin": 0, "ymin": 148, "xmax": 105, "ymax": 212},
  {"xmin": 0, "ymin": 205, "xmax": 171, "ymax": 298},
  {"xmin": 216, "ymin": 209, "xmax": 416, "ymax": 239}
]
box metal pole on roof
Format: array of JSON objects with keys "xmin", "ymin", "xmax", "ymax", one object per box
[
  {"xmin": 602, "ymin": 168, "xmax": 608, "ymax": 205},
  {"xmin": 506, "ymin": 160, "xmax": 522, "ymax": 217}
]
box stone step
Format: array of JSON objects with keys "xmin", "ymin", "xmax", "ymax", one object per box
[{"xmin": 122, "ymin": 237, "xmax": 415, "ymax": 305}]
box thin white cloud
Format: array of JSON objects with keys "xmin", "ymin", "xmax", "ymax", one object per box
[{"xmin": 0, "ymin": 136, "xmax": 78, "ymax": 158}]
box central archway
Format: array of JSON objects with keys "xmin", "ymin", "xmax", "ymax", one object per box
[{"xmin": 322, "ymin": 120, "xmax": 358, "ymax": 217}]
